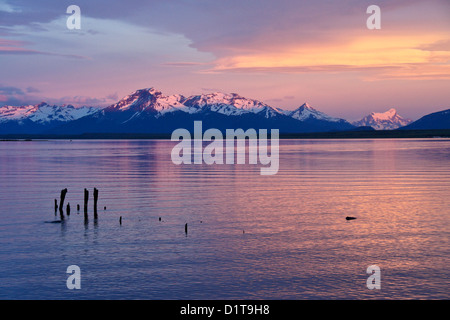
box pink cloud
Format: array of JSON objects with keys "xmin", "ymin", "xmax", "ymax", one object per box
[{"xmin": 0, "ymin": 37, "xmax": 88, "ymax": 59}]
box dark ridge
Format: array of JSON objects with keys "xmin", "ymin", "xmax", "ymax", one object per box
[{"xmin": 1, "ymin": 129, "xmax": 450, "ymax": 140}]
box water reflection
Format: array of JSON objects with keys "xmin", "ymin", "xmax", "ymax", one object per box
[{"xmin": 0, "ymin": 139, "xmax": 448, "ymax": 299}]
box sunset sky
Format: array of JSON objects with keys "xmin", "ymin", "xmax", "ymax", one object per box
[{"xmin": 1, "ymin": 0, "xmax": 449, "ymax": 120}]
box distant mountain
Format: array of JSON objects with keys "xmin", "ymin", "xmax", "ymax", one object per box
[
  {"xmin": 399, "ymin": 109, "xmax": 450, "ymax": 130},
  {"xmin": 47, "ymin": 88, "xmax": 355, "ymax": 134},
  {"xmin": 288, "ymin": 102, "xmax": 345, "ymax": 122},
  {"xmin": 3, "ymin": 89, "xmax": 449, "ymax": 136},
  {"xmin": 0, "ymin": 102, "xmax": 99, "ymax": 134},
  {"xmin": 352, "ymin": 108, "xmax": 412, "ymax": 130}
]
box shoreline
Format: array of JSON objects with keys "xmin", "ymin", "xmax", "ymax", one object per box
[{"xmin": 1, "ymin": 129, "xmax": 450, "ymax": 140}]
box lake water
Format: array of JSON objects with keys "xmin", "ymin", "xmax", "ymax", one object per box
[{"xmin": 0, "ymin": 139, "xmax": 449, "ymax": 299}]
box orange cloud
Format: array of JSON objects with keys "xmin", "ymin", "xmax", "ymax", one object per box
[{"xmin": 210, "ymin": 32, "xmax": 450, "ymax": 80}]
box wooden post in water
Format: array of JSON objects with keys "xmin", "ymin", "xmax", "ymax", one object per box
[
  {"xmin": 54, "ymin": 199, "xmax": 58, "ymax": 214},
  {"xmin": 66, "ymin": 203, "xmax": 70, "ymax": 216},
  {"xmin": 77, "ymin": 204, "xmax": 80, "ymax": 212},
  {"xmin": 84, "ymin": 188, "xmax": 89, "ymax": 219},
  {"xmin": 185, "ymin": 223, "xmax": 188, "ymax": 235},
  {"xmin": 93, "ymin": 188, "xmax": 99, "ymax": 219},
  {"xmin": 59, "ymin": 188, "xmax": 67, "ymax": 219}
]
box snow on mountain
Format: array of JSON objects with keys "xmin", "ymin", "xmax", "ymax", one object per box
[
  {"xmin": 0, "ymin": 87, "xmax": 356, "ymax": 134},
  {"xmin": 69, "ymin": 88, "xmax": 354, "ymax": 134},
  {"xmin": 0, "ymin": 104, "xmax": 38, "ymax": 122},
  {"xmin": 288, "ymin": 103, "xmax": 342, "ymax": 122},
  {"xmin": 104, "ymin": 88, "xmax": 288, "ymax": 120},
  {"xmin": 29, "ymin": 103, "xmax": 99, "ymax": 123},
  {"xmin": 182, "ymin": 92, "xmax": 284, "ymax": 117},
  {"xmin": 352, "ymin": 108, "xmax": 412, "ymax": 130},
  {"xmin": 104, "ymin": 88, "xmax": 189, "ymax": 122},
  {"xmin": 0, "ymin": 102, "xmax": 100, "ymax": 124},
  {"xmin": 109, "ymin": 88, "xmax": 182, "ymax": 113}
]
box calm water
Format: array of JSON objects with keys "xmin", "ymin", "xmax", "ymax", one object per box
[{"xmin": 0, "ymin": 139, "xmax": 449, "ymax": 299}]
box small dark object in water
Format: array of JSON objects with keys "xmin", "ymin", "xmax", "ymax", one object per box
[
  {"xmin": 159, "ymin": 217, "xmax": 161, "ymax": 221},
  {"xmin": 59, "ymin": 188, "xmax": 68, "ymax": 220},
  {"xmin": 59, "ymin": 188, "xmax": 68, "ymax": 215},
  {"xmin": 77, "ymin": 204, "xmax": 80, "ymax": 211},
  {"xmin": 104, "ymin": 206, "xmax": 106, "ymax": 210},
  {"xmin": 346, "ymin": 216, "xmax": 357, "ymax": 220},
  {"xmin": 66, "ymin": 203, "xmax": 70, "ymax": 216},
  {"xmin": 45, "ymin": 220, "xmax": 62, "ymax": 224},
  {"xmin": 93, "ymin": 188, "xmax": 99, "ymax": 219},
  {"xmin": 54, "ymin": 199, "xmax": 58, "ymax": 212},
  {"xmin": 185, "ymin": 223, "xmax": 188, "ymax": 234},
  {"xmin": 84, "ymin": 188, "xmax": 89, "ymax": 219},
  {"xmin": 119, "ymin": 216, "xmax": 122, "ymax": 225}
]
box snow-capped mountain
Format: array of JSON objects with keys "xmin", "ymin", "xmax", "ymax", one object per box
[
  {"xmin": 0, "ymin": 102, "xmax": 100, "ymax": 134},
  {"xmin": 0, "ymin": 102, "xmax": 98, "ymax": 123},
  {"xmin": 182, "ymin": 92, "xmax": 284, "ymax": 118},
  {"xmin": 2, "ymin": 88, "xmax": 447, "ymax": 135},
  {"xmin": 52, "ymin": 88, "xmax": 354, "ymax": 134},
  {"xmin": 0, "ymin": 88, "xmax": 355, "ymax": 134},
  {"xmin": 105, "ymin": 88, "xmax": 185, "ymax": 114},
  {"xmin": 288, "ymin": 103, "xmax": 343, "ymax": 122},
  {"xmin": 352, "ymin": 108, "xmax": 412, "ymax": 130},
  {"xmin": 102, "ymin": 88, "xmax": 349, "ymax": 121},
  {"xmin": 103, "ymin": 89, "xmax": 285, "ymax": 118}
]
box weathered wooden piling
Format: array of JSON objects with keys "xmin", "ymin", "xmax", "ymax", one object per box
[
  {"xmin": 93, "ymin": 188, "xmax": 99, "ymax": 219},
  {"xmin": 54, "ymin": 199, "xmax": 58, "ymax": 213},
  {"xmin": 185, "ymin": 223, "xmax": 188, "ymax": 234},
  {"xmin": 84, "ymin": 188, "xmax": 89, "ymax": 219},
  {"xmin": 59, "ymin": 188, "xmax": 67, "ymax": 218},
  {"xmin": 66, "ymin": 203, "xmax": 70, "ymax": 216}
]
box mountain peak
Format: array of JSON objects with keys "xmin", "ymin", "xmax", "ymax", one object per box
[
  {"xmin": 290, "ymin": 102, "xmax": 343, "ymax": 122},
  {"xmin": 299, "ymin": 102, "xmax": 314, "ymax": 110},
  {"xmin": 353, "ymin": 108, "xmax": 412, "ymax": 130},
  {"xmin": 370, "ymin": 108, "xmax": 397, "ymax": 119},
  {"xmin": 134, "ymin": 87, "xmax": 162, "ymax": 95},
  {"xmin": 125, "ymin": 87, "xmax": 164, "ymax": 101},
  {"xmin": 36, "ymin": 102, "xmax": 49, "ymax": 108},
  {"xmin": 111, "ymin": 88, "xmax": 165, "ymax": 112}
]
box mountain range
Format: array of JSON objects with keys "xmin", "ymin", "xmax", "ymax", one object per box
[
  {"xmin": 0, "ymin": 103, "xmax": 98, "ymax": 134},
  {"xmin": 0, "ymin": 88, "xmax": 448, "ymax": 135}
]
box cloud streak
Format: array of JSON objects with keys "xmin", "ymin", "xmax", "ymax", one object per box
[{"xmin": 0, "ymin": 37, "xmax": 89, "ymax": 58}]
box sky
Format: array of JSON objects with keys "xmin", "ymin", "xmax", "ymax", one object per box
[{"xmin": 0, "ymin": 0, "xmax": 449, "ymax": 120}]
